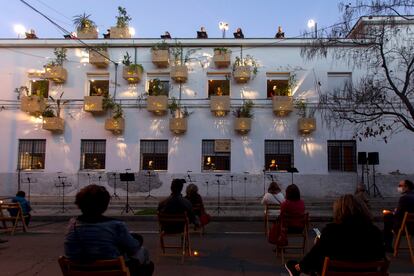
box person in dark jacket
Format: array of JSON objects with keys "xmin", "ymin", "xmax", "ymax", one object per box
[
  {"xmin": 10, "ymin": 191, "xmax": 32, "ymax": 226},
  {"xmin": 285, "ymin": 194, "xmax": 385, "ymax": 276},
  {"xmin": 233, "ymin": 28, "xmax": 244, "ymax": 39},
  {"xmin": 383, "ymin": 179, "xmax": 414, "ymax": 251}
]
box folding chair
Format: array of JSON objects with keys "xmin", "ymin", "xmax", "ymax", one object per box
[
  {"xmin": 393, "ymin": 212, "xmax": 414, "ymax": 263},
  {"xmin": 58, "ymin": 256, "xmax": 130, "ymax": 276},
  {"xmin": 0, "ymin": 202, "xmax": 28, "ymax": 235},
  {"xmin": 278, "ymin": 212, "xmax": 309, "ymax": 264},
  {"xmin": 191, "ymin": 203, "xmax": 205, "ymax": 236},
  {"xmin": 264, "ymin": 204, "xmax": 280, "ymax": 238},
  {"xmin": 157, "ymin": 212, "xmax": 191, "ymax": 263},
  {"xmin": 321, "ymin": 256, "xmax": 390, "ymax": 276}
]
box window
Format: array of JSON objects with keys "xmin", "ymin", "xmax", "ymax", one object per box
[
  {"xmin": 147, "ymin": 78, "xmax": 169, "ymax": 96},
  {"xmin": 80, "ymin": 140, "xmax": 106, "ymax": 170},
  {"xmin": 18, "ymin": 139, "xmax": 46, "ymax": 170},
  {"xmin": 267, "ymin": 73, "xmax": 290, "ymax": 98},
  {"xmin": 140, "ymin": 140, "xmax": 168, "ymax": 170},
  {"xmin": 264, "ymin": 140, "xmax": 294, "ymax": 171},
  {"xmin": 89, "ymin": 80, "xmax": 109, "ymax": 96},
  {"xmin": 327, "ymin": 73, "xmax": 352, "ymax": 97},
  {"xmin": 328, "ymin": 140, "xmax": 356, "ymax": 172},
  {"xmin": 30, "ymin": 80, "xmax": 49, "ymax": 98},
  {"xmin": 202, "ymin": 139, "xmax": 231, "ymax": 171},
  {"xmin": 208, "ymin": 79, "xmax": 230, "ymax": 97}
]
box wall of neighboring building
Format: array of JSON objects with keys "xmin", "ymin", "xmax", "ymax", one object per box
[{"xmin": 0, "ymin": 39, "xmax": 412, "ymax": 197}]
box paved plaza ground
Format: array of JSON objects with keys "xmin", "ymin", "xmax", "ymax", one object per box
[{"xmin": 0, "ymin": 220, "xmax": 413, "ymax": 276}]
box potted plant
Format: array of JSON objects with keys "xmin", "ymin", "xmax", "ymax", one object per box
[
  {"xmin": 110, "ymin": 6, "xmax": 132, "ymax": 38},
  {"xmin": 84, "ymin": 89, "xmax": 112, "ymax": 113},
  {"xmin": 73, "ymin": 13, "xmax": 98, "ymax": 39},
  {"xmin": 44, "ymin": 48, "xmax": 68, "ymax": 84},
  {"xmin": 42, "ymin": 92, "xmax": 67, "ymax": 132},
  {"xmin": 104, "ymin": 97, "xmax": 124, "ymax": 134},
  {"xmin": 147, "ymin": 78, "xmax": 168, "ymax": 115},
  {"xmin": 18, "ymin": 86, "xmax": 46, "ymax": 115},
  {"xmin": 233, "ymin": 100, "xmax": 253, "ymax": 134},
  {"xmin": 151, "ymin": 41, "xmax": 169, "ymax": 68},
  {"xmin": 170, "ymin": 44, "xmax": 198, "ymax": 83},
  {"xmin": 168, "ymin": 97, "xmax": 191, "ymax": 134},
  {"xmin": 213, "ymin": 47, "xmax": 231, "ymax": 68},
  {"xmin": 210, "ymin": 81, "xmax": 230, "ymax": 117},
  {"xmin": 295, "ymin": 99, "xmax": 316, "ymax": 134},
  {"xmin": 122, "ymin": 52, "xmax": 143, "ymax": 84},
  {"xmin": 88, "ymin": 47, "xmax": 109, "ymax": 68},
  {"xmin": 272, "ymin": 74, "xmax": 296, "ymax": 116},
  {"xmin": 232, "ymin": 55, "xmax": 258, "ymax": 83}
]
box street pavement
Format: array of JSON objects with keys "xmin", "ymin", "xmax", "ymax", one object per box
[{"xmin": 0, "ymin": 220, "xmax": 413, "ymax": 276}]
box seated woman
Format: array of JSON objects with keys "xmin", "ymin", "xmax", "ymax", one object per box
[
  {"xmin": 64, "ymin": 185, "xmax": 153, "ymax": 276},
  {"xmin": 261, "ymin": 181, "xmax": 285, "ymax": 217},
  {"xmin": 280, "ymin": 184, "xmax": 305, "ymax": 233},
  {"xmin": 185, "ymin": 183, "xmax": 210, "ymax": 227},
  {"xmin": 285, "ymin": 194, "xmax": 386, "ymax": 276}
]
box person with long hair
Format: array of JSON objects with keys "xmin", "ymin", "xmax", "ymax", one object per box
[
  {"xmin": 262, "ymin": 181, "xmax": 285, "ymax": 206},
  {"xmin": 285, "ymin": 194, "xmax": 385, "ymax": 276},
  {"xmin": 185, "ymin": 183, "xmax": 205, "ymax": 217},
  {"xmin": 280, "ymin": 184, "xmax": 305, "ymax": 232}
]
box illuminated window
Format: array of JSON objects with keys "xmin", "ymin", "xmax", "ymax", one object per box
[
  {"xmin": 80, "ymin": 140, "xmax": 106, "ymax": 170},
  {"xmin": 208, "ymin": 79, "xmax": 230, "ymax": 97},
  {"xmin": 89, "ymin": 80, "xmax": 109, "ymax": 96},
  {"xmin": 328, "ymin": 140, "xmax": 356, "ymax": 172},
  {"xmin": 18, "ymin": 139, "xmax": 46, "ymax": 170},
  {"xmin": 267, "ymin": 79, "xmax": 289, "ymax": 98},
  {"xmin": 147, "ymin": 78, "xmax": 169, "ymax": 96},
  {"xmin": 30, "ymin": 80, "xmax": 49, "ymax": 98},
  {"xmin": 140, "ymin": 140, "xmax": 168, "ymax": 170},
  {"xmin": 202, "ymin": 140, "xmax": 231, "ymax": 171},
  {"xmin": 264, "ymin": 140, "xmax": 294, "ymax": 171}
]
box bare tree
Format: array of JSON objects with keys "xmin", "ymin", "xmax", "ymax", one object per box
[{"xmin": 302, "ymin": 0, "xmax": 414, "ymax": 142}]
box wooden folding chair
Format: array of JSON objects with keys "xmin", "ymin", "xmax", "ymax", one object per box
[
  {"xmin": 264, "ymin": 204, "xmax": 280, "ymax": 238},
  {"xmin": 278, "ymin": 212, "xmax": 309, "ymax": 264},
  {"xmin": 0, "ymin": 202, "xmax": 28, "ymax": 235},
  {"xmin": 58, "ymin": 256, "xmax": 130, "ymax": 276},
  {"xmin": 393, "ymin": 212, "xmax": 414, "ymax": 263},
  {"xmin": 321, "ymin": 256, "xmax": 390, "ymax": 276},
  {"xmin": 157, "ymin": 212, "xmax": 191, "ymax": 263}
]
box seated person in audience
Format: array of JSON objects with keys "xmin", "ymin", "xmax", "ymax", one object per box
[
  {"xmin": 354, "ymin": 183, "xmax": 370, "ymax": 209},
  {"xmin": 103, "ymin": 29, "xmax": 111, "ymax": 39},
  {"xmin": 275, "ymin": 26, "xmax": 285, "ymax": 38},
  {"xmin": 9, "ymin": 190, "xmax": 32, "ymax": 226},
  {"xmin": 25, "ymin": 29, "xmax": 38, "ymax": 39},
  {"xmin": 233, "ymin": 28, "xmax": 244, "ymax": 39},
  {"xmin": 197, "ymin": 26, "xmax": 208, "ymax": 38},
  {"xmin": 158, "ymin": 179, "xmax": 200, "ymax": 232},
  {"xmin": 64, "ymin": 185, "xmax": 153, "ymax": 276},
  {"xmin": 161, "ymin": 31, "xmax": 171, "ymax": 39},
  {"xmin": 285, "ymin": 194, "xmax": 385, "ymax": 276},
  {"xmin": 185, "ymin": 183, "xmax": 205, "ymax": 217},
  {"xmin": 383, "ymin": 179, "xmax": 414, "ymax": 252},
  {"xmin": 261, "ymin": 181, "xmax": 285, "ymax": 207},
  {"xmin": 280, "ymin": 184, "xmax": 305, "ymax": 233}
]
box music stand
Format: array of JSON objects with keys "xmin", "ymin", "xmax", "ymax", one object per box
[
  {"xmin": 145, "ymin": 171, "xmax": 157, "ymax": 200},
  {"xmin": 214, "ymin": 174, "xmax": 225, "ymax": 215},
  {"xmin": 243, "ymin": 172, "xmax": 249, "ymax": 211},
  {"xmin": 120, "ymin": 172, "xmax": 135, "ymax": 214},
  {"xmin": 55, "ymin": 174, "xmax": 72, "ymax": 213},
  {"xmin": 22, "ymin": 174, "xmax": 37, "ymax": 202},
  {"xmin": 205, "ymin": 181, "xmax": 209, "ymax": 197},
  {"xmin": 109, "ymin": 173, "xmax": 120, "ymax": 200},
  {"xmin": 230, "ymin": 175, "xmax": 236, "ymax": 200},
  {"xmin": 287, "ymin": 167, "xmax": 299, "ymax": 184}
]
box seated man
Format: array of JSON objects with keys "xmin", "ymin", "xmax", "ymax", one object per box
[
  {"xmin": 158, "ymin": 179, "xmax": 200, "ymax": 233},
  {"xmin": 384, "ymin": 179, "xmax": 414, "ymax": 251},
  {"xmin": 9, "ymin": 191, "xmax": 32, "ymax": 226},
  {"xmin": 64, "ymin": 185, "xmax": 153, "ymax": 276},
  {"xmin": 197, "ymin": 27, "xmax": 208, "ymax": 39}
]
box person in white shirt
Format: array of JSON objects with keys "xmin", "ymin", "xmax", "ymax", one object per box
[{"xmin": 262, "ymin": 181, "xmax": 285, "ymax": 206}]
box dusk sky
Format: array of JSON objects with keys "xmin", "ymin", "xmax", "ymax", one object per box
[{"xmin": 1, "ymin": 0, "xmax": 346, "ymax": 39}]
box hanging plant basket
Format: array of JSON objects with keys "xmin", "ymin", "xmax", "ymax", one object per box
[
  {"xmin": 213, "ymin": 50, "xmax": 231, "ymax": 68},
  {"xmin": 272, "ymin": 96, "xmax": 293, "ymax": 116},
  {"xmin": 89, "ymin": 49, "xmax": 109, "ymax": 68},
  {"xmin": 147, "ymin": 95, "xmax": 168, "ymax": 115},
  {"xmin": 44, "ymin": 65, "xmax": 67, "ymax": 84},
  {"xmin": 233, "ymin": 66, "xmax": 251, "ymax": 83},
  {"xmin": 234, "ymin": 117, "xmax": 251, "ymax": 134},
  {"xmin": 105, "ymin": 117, "xmax": 124, "ymax": 134},
  {"xmin": 21, "ymin": 95, "xmax": 46, "ymax": 116},
  {"xmin": 151, "ymin": 49, "xmax": 169, "ymax": 68},
  {"xmin": 109, "ymin": 26, "xmax": 131, "ymax": 38},
  {"xmin": 210, "ymin": 96, "xmax": 230, "ymax": 117},
  {"xmin": 298, "ymin": 118, "xmax": 316, "ymax": 134},
  {"xmin": 84, "ymin": 96, "xmax": 104, "ymax": 113},
  {"xmin": 43, "ymin": 117, "xmax": 64, "ymax": 132},
  {"xmin": 77, "ymin": 28, "xmax": 98, "ymax": 39},
  {"xmin": 122, "ymin": 66, "xmax": 143, "ymax": 84},
  {"xmin": 169, "ymin": 117, "xmax": 187, "ymax": 134},
  {"xmin": 170, "ymin": 65, "xmax": 188, "ymax": 83}
]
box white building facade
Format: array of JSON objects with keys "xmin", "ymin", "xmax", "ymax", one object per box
[{"xmin": 0, "ymin": 22, "xmax": 413, "ymax": 198}]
